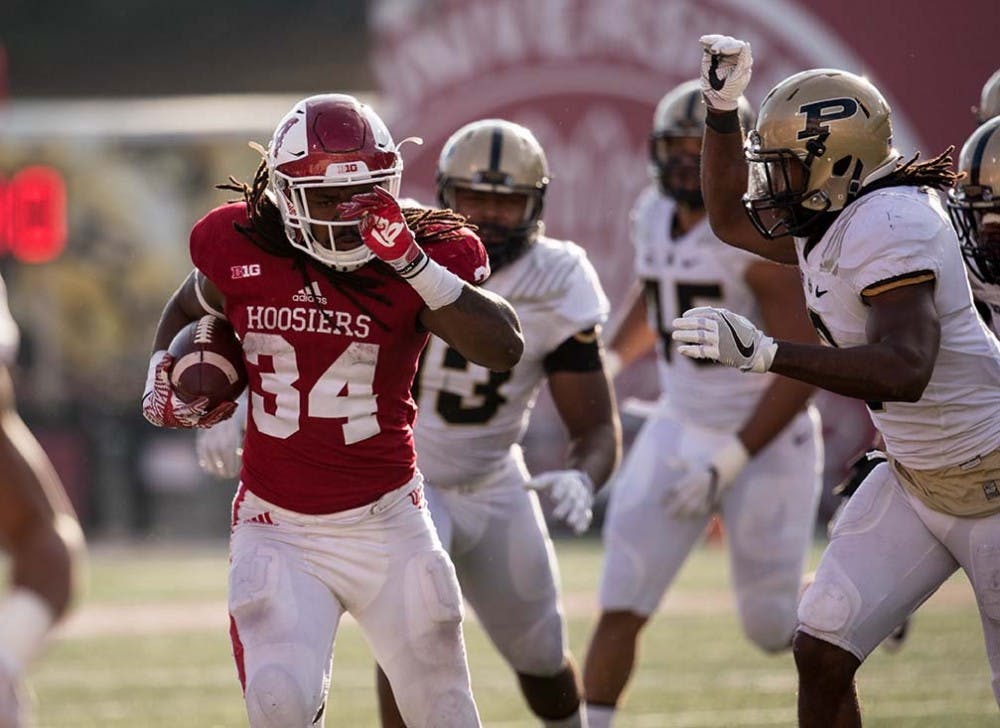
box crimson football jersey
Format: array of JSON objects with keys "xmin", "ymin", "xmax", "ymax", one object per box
[{"xmin": 191, "ymin": 202, "xmax": 488, "ymax": 513}]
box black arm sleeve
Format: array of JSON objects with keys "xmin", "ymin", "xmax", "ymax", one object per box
[{"xmin": 543, "ymin": 327, "xmax": 604, "ymax": 374}]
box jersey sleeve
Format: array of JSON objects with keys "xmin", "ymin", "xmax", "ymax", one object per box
[
  {"xmin": 838, "ymin": 192, "xmax": 944, "ymax": 299},
  {"xmin": 424, "ymin": 228, "xmax": 491, "ymax": 285},
  {"xmin": 540, "ymin": 244, "xmax": 611, "ymax": 354},
  {"xmin": 189, "ymin": 203, "xmax": 248, "ymax": 297}
]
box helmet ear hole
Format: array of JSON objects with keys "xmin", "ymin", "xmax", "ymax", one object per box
[{"xmin": 832, "ymin": 155, "xmax": 853, "ymax": 176}]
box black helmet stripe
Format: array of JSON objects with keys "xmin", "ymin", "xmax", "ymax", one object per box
[
  {"xmin": 684, "ymin": 89, "xmax": 698, "ymax": 124},
  {"xmin": 489, "ymin": 127, "xmax": 504, "ymax": 172},
  {"xmin": 970, "ymin": 123, "xmax": 995, "ymax": 187}
]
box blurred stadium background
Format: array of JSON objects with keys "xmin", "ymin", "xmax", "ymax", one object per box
[{"xmin": 0, "ymin": 0, "xmax": 996, "ymax": 725}]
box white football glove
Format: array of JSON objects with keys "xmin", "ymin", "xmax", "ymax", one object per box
[
  {"xmin": 196, "ymin": 389, "xmax": 248, "ymax": 479},
  {"xmin": 699, "ymin": 34, "xmax": 753, "ymax": 112},
  {"xmin": 526, "ymin": 470, "xmax": 595, "ymax": 535},
  {"xmin": 671, "ymin": 306, "xmax": 777, "ymax": 373},
  {"xmin": 663, "ymin": 436, "xmax": 749, "ymax": 519}
]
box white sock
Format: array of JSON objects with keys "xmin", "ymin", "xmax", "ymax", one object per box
[
  {"xmin": 0, "ymin": 588, "xmax": 55, "ymax": 673},
  {"xmin": 543, "ymin": 707, "xmax": 586, "ymax": 727},
  {"xmin": 586, "ymin": 703, "xmax": 615, "ymax": 728}
]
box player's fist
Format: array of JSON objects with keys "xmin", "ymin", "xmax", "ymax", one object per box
[
  {"xmin": 142, "ymin": 350, "xmax": 237, "ymax": 429},
  {"xmin": 337, "ymin": 186, "xmax": 423, "ymax": 273},
  {"xmin": 526, "ymin": 470, "xmax": 595, "ymax": 535},
  {"xmin": 672, "ymin": 306, "xmax": 776, "ymax": 373},
  {"xmin": 699, "ymin": 34, "xmax": 752, "ymax": 111},
  {"xmin": 196, "ymin": 390, "xmax": 248, "ymax": 478}
]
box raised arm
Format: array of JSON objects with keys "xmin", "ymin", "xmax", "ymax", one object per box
[
  {"xmin": 419, "ymin": 287, "xmax": 523, "ymax": 372},
  {"xmin": 699, "ymin": 35, "xmax": 797, "ymax": 264}
]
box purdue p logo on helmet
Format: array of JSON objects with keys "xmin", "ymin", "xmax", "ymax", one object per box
[{"xmin": 744, "ymin": 69, "xmax": 901, "ymax": 239}]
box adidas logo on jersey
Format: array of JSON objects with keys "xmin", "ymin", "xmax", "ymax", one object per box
[{"xmin": 292, "ymin": 281, "xmax": 327, "ymax": 305}]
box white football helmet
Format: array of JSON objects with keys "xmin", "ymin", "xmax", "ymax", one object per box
[{"xmin": 267, "ymin": 94, "xmax": 406, "ymax": 271}]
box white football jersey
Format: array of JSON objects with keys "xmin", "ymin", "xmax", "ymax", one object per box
[
  {"xmin": 414, "ymin": 236, "xmax": 609, "ymax": 488},
  {"xmin": 969, "ymin": 273, "xmax": 1000, "ymax": 338},
  {"xmin": 631, "ymin": 185, "xmax": 772, "ymax": 431},
  {"xmin": 795, "ymin": 186, "xmax": 1000, "ymax": 470},
  {"xmin": 0, "ymin": 274, "xmax": 19, "ymax": 366}
]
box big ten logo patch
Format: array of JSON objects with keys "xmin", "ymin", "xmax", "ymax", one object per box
[{"xmin": 231, "ymin": 263, "xmax": 261, "ymax": 279}]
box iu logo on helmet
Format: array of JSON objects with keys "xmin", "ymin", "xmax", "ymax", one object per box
[{"xmin": 797, "ymin": 98, "xmax": 859, "ymax": 140}]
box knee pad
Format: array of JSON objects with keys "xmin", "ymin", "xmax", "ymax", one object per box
[
  {"xmin": 403, "ymin": 550, "xmax": 465, "ymax": 663},
  {"xmin": 245, "ymin": 664, "xmax": 318, "ymax": 728},
  {"xmin": 738, "ymin": 574, "xmax": 799, "ymax": 653},
  {"xmin": 797, "ymin": 561, "xmax": 861, "ymax": 636}
]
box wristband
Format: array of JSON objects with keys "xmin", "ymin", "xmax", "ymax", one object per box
[
  {"xmin": 402, "ymin": 253, "xmax": 465, "ymax": 310},
  {"xmin": 0, "ymin": 588, "xmax": 56, "ymax": 673},
  {"xmin": 705, "ymin": 109, "xmax": 742, "ymax": 134}
]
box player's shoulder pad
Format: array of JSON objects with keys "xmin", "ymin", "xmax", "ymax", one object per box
[
  {"xmin": 505, "ymin": 236, "xmax": 606, "ymax": 305},
  {"xmin": 190, "ymin": 202, "xmax": 256, "ymax": 278},
  {"xmin": 422, "ymin": 225, "xmax": 491, "ymax": 285},
  {"xmin": 835, "ymin": 187, "xmax": 947, "ymax": 270}
]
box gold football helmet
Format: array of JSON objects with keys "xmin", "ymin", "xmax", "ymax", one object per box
[
  {"xmin": 437, "ymin": 119, "xmax": 548, "ymax": 267},
  {"xmin": 744, "ymin": 68, "xmax": 900, "ymax": 238},
  {"xmin": 649, "ymin": 79, "xmax": 755, "ymax": 204},
  {"xmin": 948, "ymin": 116, "xmax": 1000, "ymax": 285},
  {"xmin": 975, "ymin": 69, "xmax": 1000, "ymax": 124}
]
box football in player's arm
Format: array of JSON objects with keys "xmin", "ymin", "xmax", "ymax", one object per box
[
  {"xmin": 583, "ymin": 80, "xmax": 822, "ymax": 728},
  {"xmin": 0, "ymin": 274, "xmax": 85, "ymax": 727},
  {"xmin": 691, "ymin": 35, "xmax": 1000, "ymax": 727},
  {"xmin": 374, "ymin": 119, "xmax": 619, "ymax": 728},
  {"xmin": 142, "ymin": 95, "xmax": 524, "ymax": 728}
]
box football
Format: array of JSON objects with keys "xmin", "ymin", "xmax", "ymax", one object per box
[{"xmin": 167, "ymin": 315, "xmax": 247, "ymax": 408}]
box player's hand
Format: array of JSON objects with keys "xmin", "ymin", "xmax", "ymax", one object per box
[
  {"xmin": 337, "ymin": 186, "xmax": 423, "ymax": 273},
  {"xmin": 663, "ymin": 436, "xmax": 749, "ymax": 519},
  {"xmin": 196, "ymin": 390, "xmax": 248, "ymax": 478},
  {"xmin": 672, "ymin": 306, "xmax": 777, "ymax": 373},
  {"xmin": 142, "ymin": 351, "xmax": 237, "ymax": 429},
  {"xmin": 699, "ymin": 34, "xmax": 752, "ymax": 112},
  {"xmin": 526, "ymin": 470, "xmax": 595, "ymax": 535}
]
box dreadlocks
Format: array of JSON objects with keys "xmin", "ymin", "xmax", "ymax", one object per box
[
  {"xmin": 861, "ymin": 146, "xmax": 960, "ymax": 197},
  {"xmin": 218, "ymin": 157, "xmax": 474, "ymax": 329}
]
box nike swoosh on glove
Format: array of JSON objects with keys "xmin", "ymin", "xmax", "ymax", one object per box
[
  {"xmin": 526, "ymin": 470, "xmax": 595, "ymax": 535},
  {"xmin": 142, "ymin": 350, "xmax": 237, "ymax": 429},
  {"xmin": 699, "ymin": 34, "xmax": 753, "ymax": 112},
  {"xmin": 336, "ymin": 186, "xmax": 423, "ymax": 274},
  {"xmin": 671, "ymin": 306, "xmax": 777, "ymax": 373},
  {"xmin": 196, "ymin": 389, "xmax": 248, "ymax": 478},
  {"xmin": 663, "ymin": 436, "xmax": 750, "ymax": 519}
]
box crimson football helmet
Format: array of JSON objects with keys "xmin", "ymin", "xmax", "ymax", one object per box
[
  {"xmin": 267, "ymin": 94, "xmax": 407, "ymax": 271},
  {"xmin": 949, "ymin": 116, "xmax": 1000, "ymax": 286}
]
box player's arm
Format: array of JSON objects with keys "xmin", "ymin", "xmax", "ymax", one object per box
[
  {"xmin": 698, "ymin": 35, "xmax": 797, "ymax": 264},
  {"xmin": 736, "ymin": 262, "xmax": 817, "ymax": 454},
  {"xmin": 419, "ymin": 287, "xmax": 523, "ymax": 372},
  {"xmin": 337, "ymin": 187, "xmax": 524, "ymax": 371},
  {"xmin": 769, "ymin": 280, "xmax": 939, "ymax": 401},
  {"xmin": 547, "ymin": 331, "xmax": 622, "ymax": 491},
  {"xmin": 151, "ymin": 270, "xmax": 225, "ymax": 350},
  {"xmin": 143, "ymin": 270, "xmax": 235, "ymax": 428},
  {"xmin": 604, "ymin": 282, "xmax": 657, "ymax": 376},
  {"xmin": 527, "ymin": 328, "xmax": 622, "ymax": 534},
  {"xmin": 674, "ymin": 279, "xmax": 940, "ymax": 402}
]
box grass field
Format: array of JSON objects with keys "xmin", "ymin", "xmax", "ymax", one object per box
[{"xmin": 28, "ymin": 537, "xmax": 996, "ymax": 727}]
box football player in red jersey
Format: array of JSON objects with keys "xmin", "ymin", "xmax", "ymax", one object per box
[
  {"xmin": 0, "ymin": 274, "xmax": 85, "ymax": 728},
  {"xmin": 141, "ymin": 94, "xmax": 523, "ymax": 728}
]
